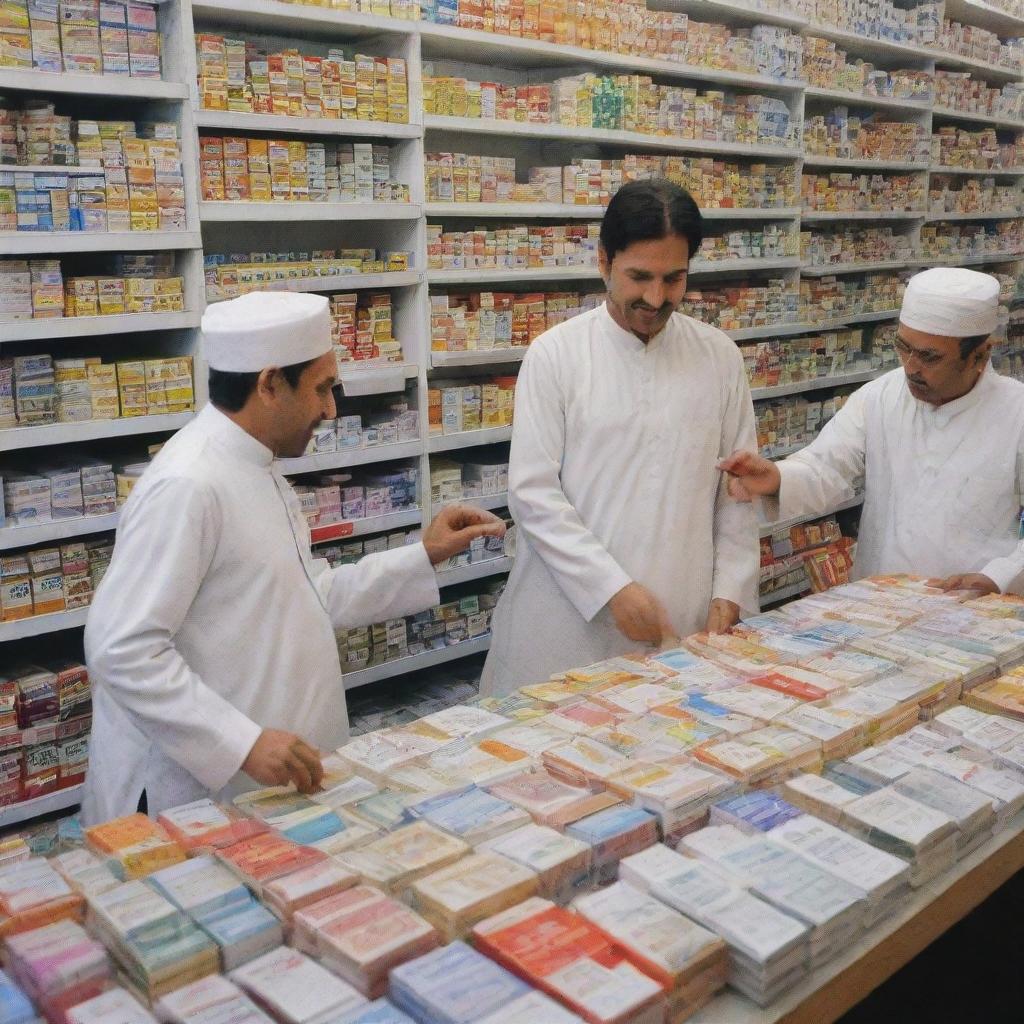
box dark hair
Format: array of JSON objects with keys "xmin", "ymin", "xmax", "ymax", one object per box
[
  {"xmin": 600, "ymin": 179, "xmax": 703, "ymax": 263},
  {"xmin": 959, "ymin": 333, "xmax": 990, "ymax": 360},
  {"xmin": 208, "ymin": 357, "xmax": 318, "ymax": 413}
]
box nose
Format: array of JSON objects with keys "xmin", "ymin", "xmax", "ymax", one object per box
[
  {"xmin": 325, "ymin": 390, "xmax": 337, "ymax": 420},
  {"xmin": 644, "ymin": 282, "xmax": 666, "ymax": 309}
]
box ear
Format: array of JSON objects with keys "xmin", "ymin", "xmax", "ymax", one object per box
[
  {"xmin": 255, "ymin": 367, "xmax": 281, "ymax": 402},
  {"xmin": 597, "ymin": 244, "xmax": 610, "ymax": 279},
  {"xmin": 974, "ymin": 340, "xmax": 993, "ymax": 367}
]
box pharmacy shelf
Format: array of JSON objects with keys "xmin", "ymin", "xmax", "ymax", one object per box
[
  {"xmin": 759, "ymin": 493, "xmax": 865, "ymax": 538},
  {"xmin": 802, "ymin": 22, "xmax": 937, "ymax": 63},
  {"xmin": 417, "ymin": 24, "xmax": 805, "ymax": 92},
  {"xmin": 930, "ymin": 49, "xmax": 1023, "ymax": 83},
  {"xmin": 801, "ymin": 259, "xmax": 914, "ymax": 277},
  {"xmin": 800, "ymin": 156, "xmax": 929, "ymax": 172},
  {"xmin": 430, "ymin": 349, "xmax": 527, "ymax": 368},
  {"xmin": 344, "ymin": 634, "xmax": 492, "ymax": 690},
  {"xmin": 190, "ymin": 0, "xmax": 417, "ymax": 39},
  {"xmin": 843, "ymin": 309, "xmax": 901, "ymax": 325},
  {"xmin": 0, "ymin": 513, "xmax": 120, "ymax": 553},
  {"xmin": 0, "ymin": 69, "xmax": 188, "ymax": 101},
  {"xmin": 803, "ymin": 86, "xmax": 932, "ymax": 113},
  {"xmin": 277, "ymin": 439, "xmax": 424, "ymax": 475},
  {"xmin": 930, "ymin": 164, "xmax": 1024, "ymax": 176},
  {"xmin": 767, "ymin": 441, "xmax": 809, "ymax": 460},
  {"xmin": 422, "ymin": 115, "xmax": 800, "ymax": 159},
  {"xmin": 800, "ymin": 211, "xmax": 926, "ymax": 222},
  {"xmin": 655, "ymin": 0, "xmax": 807, "ymax": 30},
  {"xmin": 0, "ymin": 785, "xmax": 83, "ymax": 830},
  {"xmin": 941, "ymin": 0, "xmax": 1024, "ymax": 36},
  {"xmin": 759, "ymin": 581, "xmax": 810, "ymax": 607},
  {"xmin": 1, "ymin": 311, "xmax": 202, "ymax": 343},
  {"xmin": 206, "ymin": 271, "xmax": 422, "ymax": 300},
  {"xmin": 919, "ymin": 251, "xmax": 1024, "ymax": 266},
  {"xmin": 428, "ymin": 427, "xmax": 512, "ymax": 453},
  {"xmin": 193, "ymin": 110, "xmax": 422, "ymax": 140},
  {"xmin": 439, "ymin": 492, "xmax": 509, "ymax": 512},
  {"xmin": 0, "ymin": 164, "xmax": 117, "ymax": 176},
  {"xmin": 931, "ymin": 106, "xmax": 1024, "ymax": 130},
  {"xmin": 0, "ymin": 413, "xmax": 195, "ymax": 454},
  {"xmin": 751, "ymin": 369, "xmax": 880, "ymax": 402},
  {"xmin": 426, "ymin": 203, "xmax": 606, "ymax": 219},
  {"xmin": 0, "ymin": 231, "xmax": 202, "ymax": 256},
  {"xmin": 437, "ymin": 556, "xmax": 513, "ymax": 587},
  {"xmin": 427, "ymin": 266, "xmax": 598, "ymax": 285},
  {"xmin": 0, "ymin": 608, "xmax": 89, "ymax": 642},
  {"xmin": 925, "ymin": 210, "xmax": 1023, "ymax": 221},
  {"xmin": 310, "ymin": 508, "xmax": 422, "ymax": 545},
  {"xmin": 200, "ymin": 202, "xmax": 422, "ymax": 222},
  {"xmin": 338, "ymin": 363, "xmax": 419, "ymax": 396},
  {"xmin": 727, "ymin": 323, "xmax": 818, "ymax": 341},
  {"xmin": 691, "ymin": 257, "xmax": 803, "ymax": 275}
]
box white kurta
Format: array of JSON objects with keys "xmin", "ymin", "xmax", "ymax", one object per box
[
  {"xmin": 480, "ymin": 303, "xmax": 760, "ymax": 697},
  {"xmin": 775, "ymin": 366, "xmax": 1024, "ymax": 593},
  {"xmin": 82, "ymin": 405, "xmax": 439, "ymax": 824}
]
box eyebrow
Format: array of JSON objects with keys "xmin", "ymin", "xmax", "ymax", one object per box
[
  {"xmin": 624, "ymin": 267, "xmax": 688, "ymax": 277},
  {"xmin": 895, "ymin": 334, "xmax": 942, "ymax": 359}
]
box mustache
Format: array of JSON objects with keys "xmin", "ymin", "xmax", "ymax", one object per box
[{"xmin": 632, "ymin": 301, "xmax": 673, "ymax": 313}]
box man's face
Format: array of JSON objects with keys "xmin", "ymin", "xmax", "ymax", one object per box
[
  {"xmin": 270, "ymin": 351, "xmax": 338, "ymax": 458},
  {"xmin": 893, "ymin": 324, "xmax": 990, "ymax": 407},
  {"xmin": 599, "ymin": 234, "xmax": 690, "ymax": 341}
]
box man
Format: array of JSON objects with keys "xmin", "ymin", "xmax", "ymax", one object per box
[
  {"xmin": 480, "ymin": 179, "xmax": 760, "ymax": 697},
  {"xmin": 719, "ymin": 266, "xmax": 1024, "ymax": 596},
  {"xmin": 82, "ymin": 291, "xmax": 503, "ymax": 823}
]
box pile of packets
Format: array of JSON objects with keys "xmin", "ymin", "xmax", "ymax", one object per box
[
  {"xmin": 427, "ymin": 378, "xmax": 516, "ymax": 435},
  {"xmin": 804, "ymin": 0, "xmax": 941, "ymax": 44},
  {"xmin": 919, "ymin": 220, "xmax": 1024, "ymax": 260},
  {"xmin": 929, "ymin": 175, "xmax": 1022, "ymax": 216},
  {"xmin": 932, "ymin": 126, "xmax": 1024, "ymax": 171},
  {"xmin": 802, "ymin": 38, "xmax": 933, "ymax": 100},
  {"xmin": 0, "ymin": 354, "xmax": 194, "ymax": 428},
  {"xmin": 803, "ymin": 110, "xmax": 930, "ymax": 164},
  {"xmin": 199, "ymin": 137, "xmax": 410, "ymax": 205},
  {"xmin": 0, "ymin": 255, "xmax": 184, "ymax": 322},
  {"xmin": 430, "ymin": 457, "xmax": 508, "ymax": 506},
  {"xmin": 798, "ymin": 270, "xmax": 908, "ymax": 322},
  {"xmin": 9, "ymin": 577, "xmax": 1024, "ymax": 1019},
  {"xmin": 800, "ymin": 226, "xmax": 917, "ymax": 268},
  {"xmin": 755, "ymin": 390, "xmax": 853, "ymax": 458},
  {"xmin": 330, "ymin": 291, "xmax": 403, "ymax": 365},
  {"xmin": 430, "ymin": 291, "xmax": 603, "ymax": 353},
  {"xmin": 698, "ymin": 226, "xmax": 797, "ymax": 262},
  {"xmin": 204, "ymin": 250, "xmax": 412, "ymax": 303},
  {"xmin": 683, "ymin": 279, "xmax": 801, "ymax": 333},
  {"xmin": 294, "ymin": 466, "xmax": 419, "ymax": 529},
  {"xmin": 0, "ymin": 0, "xmax": 161, "ymax": 76},
  {"xmin": 936, "ymin": 17, "xmax": 1024, "ymax": 70},
  {"xmin": 427, "ymin": 223, "xmax": 599, "ymax": 273},
  {"xmin": 801, "ymin": 171, "xmax": 926, "ymax": 214},
  {"xmin": 295, "ymin": 397, "xmax": 419, "ymax": 459},
  {"xmin": 759, "ymin": 513, "xmax": 851, "ymax": 599},
  {"xmin": 0, "ymin": 107, "xmax": 184, "ymax": 234},
  {"xmin": 0, "ymin": 537, "xmax": 111, "ymax": 621},
  {"xmin": 933, "ymin": 72, "xmax": 1024, "ymax": 123},
  {"xmin": 740, "ymin": 327, "xmax": 875, "ymax": 388},
  {"xmin": 195, "ymin": 35, "xmax": 409, "ymax": 124},
  {"xmin": 0, "ymin": 660, "xmax": 91, "ymax": 805}
]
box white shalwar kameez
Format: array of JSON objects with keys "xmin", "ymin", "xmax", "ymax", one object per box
[
  {"xmin": 773, "ymin": 366, "xmax": 1024, "ymax": 592},
  {"xmin": 481, "ymin": 302, "xmax": 760, "ymax": 697},
  {"xmin": 82, "ymin": 404, "xmax": 439, "ymax": 823}
]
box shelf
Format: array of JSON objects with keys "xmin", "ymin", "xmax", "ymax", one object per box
[
  {"xmin": 0, "ymin": 311, "xmax": 201, "ymax": 343},
  {"xmin": 437, "ymin": 556, "xmax": 513, "ymax": 587},
  {"xmin": 801, "ymin": 211, "xmax": 926, "ymax": 222},
  {"xmin": 759, "ymin": 493, "xmax": 865, "ymax": 538},
  {"xmin": 802, "ymin": 22, "xmax": 937, "ymax": 63},
  {"xmin": 650, "ymin": 0, "xmax": 807, "ymax": 30},
  {"xmin": 191, "ymin": 0, "xmax": 417, "ymax": 39},
  {"xmin": 0, "ymin": 785, "xmax": 83, "ymax": 830},
  {"xmin": 0, "ymin": 413, "xmax": 194, "ymax": 453},
  {"xmin": 929, "ymin": 49, "xmax": 1023, "ymax": 83},
  {"xmin": 428, "ymin": 427, "xmax": 512, "ymax": 453},
  {"xmin": 690, "ymin": 257, "xmax": 803, "ymax": 275},
  {"xmin": 310, "ymin": 508, "xmax": 422, "ymax": 545},
  {"xmin": 918, "ymin": 251, "xmax": 1024, "ymax": 266},
  {"xmin": 930, "ymin": 165, "xmax": 1024, "ymax": 176},
  {"xmin": 207, "ymin": 271, "xmax": 423, "ymax": 300},
  {"xmin": 767, "ymin": 441, "xmax": 809, "ymax": 460},
  {"xmin": 426, "ymin": 202, "xmax": 605, "ymax": 219},
  {"xmin": 0, "ymin": 164, "xmax": 120, "ymax": 176},
  {"xmin": 940, "ymin": 0, "xmax": 1024, "ymax": 36},
  {"xmin": 418, "ymin": 24, "xmax": 805, "ymax": 92},
  {"xmin": 751, "ymin": 369, "xmax": 880, "ymax": 401},
  {"xmin": 842, "ymin": 309, "xmax": 902, "ymax": 325},
  {"xmin": 0, "ymin": 513, "xmax": 119, "ymax": 553},
  {"xmin": 801, "ymin": 156, "xmax": 930, "ymax": 172},
  {"xmin": 438, "ymin": 492, "xmax": 509, "ymax": 512},
  {"xmin": 0, "ymin": 608, "xmax": 89, "ymax": 642},
  {"xmin": 277, "ymin": 439, "xmax": 424, "ymax": 475},
  {"xmin": 803, "ymin": 86, "xmax": 932, "ymax": 113},
  {"xmin": 726, "ymin": 323, "xmax": 818, "ymax": 341},
  {"xmin": 194, "ymin": 109, "xmax": 422, "ymax": 140},
  {"xmin": 801, "ymin": 260, "xmax": 913, "ymax": 277},
  {"xmin": 925, "ymin": 210, "xmax": 1024, "ymax": 221},
  {"xmin": 932, "ymin": 106, "xmax": 1024, "ymax": 130},
  {"xmin": 759, "ymin": 580, "xmax": 810, "ymax": 607},
  {"xmin": 344, "ymin": 633, "xmax": 492, "ymax": 690},
  {"xmin": 427, "ymin": 266, "xmax": 598, "ymax": 285},
  {"xmin": 200, "ymin": 202, "xmax": 421, "ymax": 222},
  {"xmin": 0, "ymin": 231, "xmax": 201, "ymax": 256},
  {"xmin": 0, "ymin": 69, "xmax": 188, "ymax": 100},
  {"xmin": 338, "ymin": 362, "xmax": 419, "ymax": 396},
  {"xmin": 431, "ymin": 349, "xmax": 527, "ymax": 368},
  {"xmin": 422, "ymin": 114, "xmax": 800, "ymax": 159}
]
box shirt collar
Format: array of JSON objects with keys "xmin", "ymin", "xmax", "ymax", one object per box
[
  {"xmin": 599, "ymin": 301, "xmax": 672, "ymax": 350},
  {"xmin": 198, "ymin": 404, "xmax": 275, "ymax": 467}
]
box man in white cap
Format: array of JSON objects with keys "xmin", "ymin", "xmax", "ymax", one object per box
[
  {"xmin": 81, "ymin": 291, "xmax": 504, "ymax": 823},
  {"xmin": 718, "ymin": 266, "xmax": 1024, "ymax": 595}
]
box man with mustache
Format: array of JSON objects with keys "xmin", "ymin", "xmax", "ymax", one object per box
[
  {"xmin": 481, "ymin": 179, "xmax": 760, "ymax": 696},
  {"xmin": 82, "ymin": 291, "xmax": 504, "ymax": 822},
  {"xmin": 719, "ymin": 266, "xmax": 1024, "ymax": 597}
]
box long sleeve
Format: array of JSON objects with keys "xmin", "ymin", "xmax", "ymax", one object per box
[
  {"xmin": 980, "ymin": 440, "xmax": 1024, "ymax": 595},
  {"xmin": 84, "ymin": 476, "xmax": 263, "ymax": 793},
  {"xmin": 507, "ymin": 340, "xmax": 633, "ymax": 622},
  {"xmin": 773, "ymin": 385, "xmax": 868, "ymax": 522},
  {"xmin": 712, "ymin": 365, "xmax": 761, "ymax": 612}
]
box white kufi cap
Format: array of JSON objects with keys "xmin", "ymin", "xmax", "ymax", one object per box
[
  {"xmin": 202, "ymin": 291, "xmax": 333, "ymax": 373},
  {"xmin": 899, "ymin": 267, "xmax": 1000, "ymax": 338}
]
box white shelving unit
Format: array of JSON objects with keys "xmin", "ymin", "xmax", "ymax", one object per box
[
  {"xmin": 0, "ymin": 414, "xmax": 196, "ymax": 454},
  {"xmin": 310, "ymin": 508, "xmax": 423, "ymax": 545},
  {"xmin": 2, "ymin": 311, "xmax": 202, "ymax": 343},
  {"xmin": 343, "ymin": 634, "xmax": 492, "ymax": 690},
  {"xmin": 0, "ymin": 514, "xmax": 120, "ymax": 553},
  {"xmin": 0, "ymin": 785, "xmax": 84, "ymax": 829},
  {"xmin": 199, "ymin": 202, "xmax": 423, "ymax": 222},
  {"xmin": 436, "ymin": 556, "xmax": 514, "ymax": 587}
]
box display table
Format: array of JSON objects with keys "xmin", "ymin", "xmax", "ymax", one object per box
[{"xmin": 693, "ymin": 809, "xmax": 1024, "ymax": 1024}]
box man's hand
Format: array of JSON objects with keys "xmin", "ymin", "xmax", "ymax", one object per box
[
  {"xmin": 705, "ymin": 598, "xmax": 741, "ymax": 634},
  {"xmin": 423, "ymin": 505, "xmax": 506, "ymax": 565},
  {"xmin": 242, "ymin": 729, "xmax": 324, "ymax": 793},
  {"xmin": 608, "ymin": 583, "xmax": 676, "ymax": 644},
  {"xmin": 925, "ymin": 573, "xmax": 1000, "ymax": 598},
  {"xmin": 717, "ymin": 450, "xmax": 782, "ymax": 502}
]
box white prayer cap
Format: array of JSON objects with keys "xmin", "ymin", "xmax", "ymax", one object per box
[
  {"xmin": 899, "ymin": 267, "xmax": 1000, "ymax": 338},
  {"xmin": 202, "ymin": 291, "xmax": 333, "ymax": 373}
]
